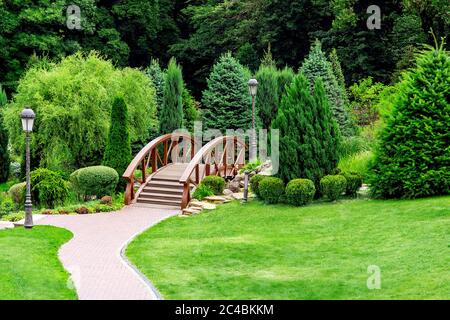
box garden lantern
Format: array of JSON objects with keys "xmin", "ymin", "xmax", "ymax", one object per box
[
  {"xmin": 20, "ymin": 107, "xmax": 35, "ymax": 229},
  {"xmin": 248, "ymin": 79, "xmax": 258, "ymax": 161}
]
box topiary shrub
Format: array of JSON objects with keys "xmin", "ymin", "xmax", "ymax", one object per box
[
  {"xmin": 30, "ymin": 168, "xmax": 70, "ymax": 208},
  {"xmin": 320, "ymin": 175, "xmax": 347, "ymax": 201},
  {"xmin": 8, "ymin": 182, "xmax": 26, "ymax": 205},
  {"xmin": 341, "ymin": 172, "xmax": 363, "ymax": 196},
  {"xmin": 70, "ymin": 166, "xmax": 119, "ymax": 200},
  {"xmin": 201, "ymin": 176, "xmax": 225, "ymax": 195},
  {"xmin": 250, "ymin": 174, "xmax": 266, "ymax": 198},
  {"xmin": 285, "ymin": 179, "xmax": 316, "ymax": 206},
  {"xmin": 192, "ymin": 184, "xmax": 214, "ymax": 201},
  {"xmin": 259, "ymin": 177, "xmax": 285, "ymax": 204}
]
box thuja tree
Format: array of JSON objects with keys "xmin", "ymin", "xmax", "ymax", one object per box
[
  {"xmin": 103, "ymin": 96, "xmax": 132, "ymax": 177},
  {"xmin": 160, "ymin": 58, "xmax": 184, "ymax": 134},
  {"xmin": 370, "ymin": 44, "xmax": 450, "ymax": 199},
  {"xmin": 145, "ymin": 58, "xmax": 165, "ymax": 115},
  {"xmin": 300, "ymin": 40, "xmax": 353, "ymax": 136},
  {"xmin": 276, "ymin": 66, "xmax": 295, "ymax": 103},
  {"xmin": 202, "ymin": 52, "xmax": 252, "ymax": 132},
  {"xmin": 272, "ymin": 73, "xmax": 341, "ymax": 186},
  {"xmin": 256, "ymin": 65, "xmax": 279, "ymax": 129},
  {"xmin": 329, "ymin": 48, "xmax": 350, "ymax": 106},
  {"xmin": 0, "ymin": 86, "xmax": 9, "ymax": 182}
]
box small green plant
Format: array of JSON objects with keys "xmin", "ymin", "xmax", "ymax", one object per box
[
  {"xmin": 239, "ymin": 160, "xmax": 262, "ymax": 174},
  {"xmin": 0, "ymin": 196, "xmax": 16, "ymax": 217},
  {"xmin": 30, "ymin": 168, "xmax": 70, "ymax": 208},
  {"xmin": 192, "ymin": 184, "xmax": 214, "ymax": 201},
  {"xmin": 8, "ymin": 182, "xmax": 25, "ymax": 205},
  {"xmin": 249, "ymin": 174, "xmax": 266, "ymax": 198},
  {"xmin": 341, "ymin": 172, "xmax": 363, "ymax": 196},
  {"xmin": 338, "ymin": 151, "xmax": 374, "ymax": 180},
  {"xmin": 1, "ymin": 211, "xmax": 24, "ymax": 222},
  {"xmin": 320, "ymin": 175, "xmax": 347, "ymax": 201},
  {"xmin": 201, "ymin": 176, "xmax": 225, "ymax": 195},
  {"xmin": 285, "ymin": 179, "xmax": 316, "ymax": 206},
  {"xmin": 259, "ymin": 177, "xmax": 285, "ymax": 204},
  {"xmin": 70, "ymin": 166, "xmax": 119, "ymax": 200}
]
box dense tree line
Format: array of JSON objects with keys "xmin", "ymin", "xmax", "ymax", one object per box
[{"xmin": 0, "ymin": 0, "xmax": 448, "ymax": 96}]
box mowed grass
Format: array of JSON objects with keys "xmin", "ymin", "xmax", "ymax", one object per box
[
  {"xmin": 127, "ymin": 197, "xmax": 450, "ymax": 299},
  {"xmin": 0, "ymin": 226, "xmax": 77, "ymax": 300}
]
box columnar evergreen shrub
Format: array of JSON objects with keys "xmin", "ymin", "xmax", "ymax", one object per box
[
  {"xmin": 160, "ymin": 58, "xmax": 184, "ymax": 134},
  {"xmin": 320, "ymin": 175, "xmax": 347, "ymax": 201},
  {"xmin": 256, "ymin": 65, "xmax": 279, "ymax": 129},
  {"xmin": 276, "ymin": 66, "xmax": 295, "ymax": 103},
  {"xmin": 70, "ymin": 166, "xmax": 119, "ymax": 199},
  {"xmin": 30, "ymin": 168, "xmax": 70, "ymax": 208},
  {"xmin": 0, "ymin": 105, "xmax": 9, "ymax": 183},
  {"xmin": 145, "ymin": 58, "xmax": 165, "ymax": 115},
  {"xmin": 272, "ymin": 73, "xmax": 341, "ymax": 186},
  {"xmin": 285, "ymin": 179, "xmax": 316, "ymax": 206},
  {"xmin": 202, "ymin": 52, "xmax": 253, "ymax": 132},
  {"xmin": 259, "ymin": 177, "xmax": 285, "ymax": 204},
  {"xmin": 201, "ymin": 176, "xmax": 225, "ymax": 195},
  {"xmin": 250, "ymin": 174, "xmax": 266, "ymax": 198},
  {"xmin": 300, "ymin": 40, "xmax": 353, "ymax": 136},
  {"xmin": 103, "ymin": 96, "xmax": 132, "ymax": 180},
  {"xmin": 370, "ymin": 44, "xmax": 450, "ymax": 199},
  {"xmin": 3, "ymin": 52, "xmax": 157, "ymax": 173},
  {"xmin": 182, "ymin": 88, "xmax": 200, "ymax": 132},
  {"xmin": 329, "ymin": 48, "xmax": 349, "ymax": 106}
]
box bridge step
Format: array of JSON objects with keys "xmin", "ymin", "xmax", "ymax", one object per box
[
  {"xmin": 136, "ymin": 198, "xmax": 182, "ymax": 206},
  {"xmin": 139, "ymin": 192, "xmax": 182, "ymax": 200},
  {"xmin": 142, "ymin": 187, "xmax": 183, "ymax": 195}
]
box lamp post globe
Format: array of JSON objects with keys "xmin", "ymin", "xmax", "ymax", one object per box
[
  {"xmin": 20, "ymin": 107, "xmax": 35, "ymax": 229},
  {"xmin": 248, "ymin": 79, "xmax": 258, "ymax": 161}
]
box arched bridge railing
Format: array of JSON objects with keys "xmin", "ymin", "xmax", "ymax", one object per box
[
  {"xmin": 179, "ymin": 136, "xmax": 246, "ymax": 208},
  {"xmin": 123, "ymin": 132, "xmax": 196, "ymax": 205}
]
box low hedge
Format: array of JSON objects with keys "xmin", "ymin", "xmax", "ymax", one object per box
[
  {"xmin": 70, "ymin": 166, "xmax": 119, "ymax": 199},
  {"xmin": 250, "ymin": 174, "xmax": 266, "ymax": 198},
  {"xmin": 201, "ymin": 176, "xmax": 225, "ymax": 195},
  {"xmin": 341, "ymin": 172, "xmax": 363, "ymax": 196},
  {"xmin": 320, "ymin": 175, "xmax": 347, "ymax": 201},
  {"xmin": 259, "ymin": 177, "xmax": 285, "ymax": 204},
  {"xmin": 285, "ymin": 179, "xmax": 316, "ymax": 206}
]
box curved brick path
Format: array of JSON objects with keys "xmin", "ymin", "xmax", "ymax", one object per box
[{"xmin": 37, "ymin": 205, "xmax": 179, "ymax": 300}]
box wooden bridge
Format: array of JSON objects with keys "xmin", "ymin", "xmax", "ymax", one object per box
[{"xmin": 123, "ymin": 133, "xmax": 246, "ymax": 209}]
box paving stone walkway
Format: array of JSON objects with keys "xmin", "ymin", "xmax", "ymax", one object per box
[{"xmin": 37, "ymin": 205, "xmax": 179, "ymax": 300}]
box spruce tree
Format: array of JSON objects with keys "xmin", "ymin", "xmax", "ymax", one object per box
[
  {"xmin": 329, "ymin": 48, "xmax": 350, "ymax": 106},
  {"xmin": 145, "ymin": 59, "xmax": 165, "ymax": 116},
  {"xmin": 300, "ymin": 40, "xmax": 353, "ymax": 136},
  {"xmin": 160, "ymin": 58, "xmax": 184, "ymax": 134},
  {"xmin": 256, "ymin": 65, "xmax": 279, "ymax": 129},
  {"xmin": 272, "ymin": 73, "xmax": 340, "ymax": 186},
  {"xmin": 103, "ymin": 96, "xmax": 132, "ymax": 178},
  {"xmin": 202, "ymin": 52, "xmax": 253, "ymax": 132},
  {"xmin": 0, "ymin": 86, "xmax": 10, "ymax": 182},
  {"xmin": 370, "ymin": 44, "xmax": 450, "ymax": 199},
  {"xmin": 260, "ymin": 44, "xmax": 276, "ymax": 68}
]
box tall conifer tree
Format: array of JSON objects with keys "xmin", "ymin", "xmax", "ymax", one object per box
[{"xmin": 160, "ymin": 58, "xmax": 184, "ymax": 134}]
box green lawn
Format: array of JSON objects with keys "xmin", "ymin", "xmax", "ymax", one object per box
[
  {"xmin": 127, "ymin": 197, "xmax": 450, "ymax": 299},
  {"xmin": 0, "ymin": 226, "xmax": 77, "ymax": 300}
]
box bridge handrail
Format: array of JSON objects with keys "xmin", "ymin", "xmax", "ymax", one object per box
[
  {"xmin": 179, "ymin": 135, "xmax": 246, "ymax": 208},
  {"xmin": 123, "ymin": 132, "xmax": 195, "ymax": 205}
]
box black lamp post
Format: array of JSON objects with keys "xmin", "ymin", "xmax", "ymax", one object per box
[
  {"xmin": 20, "ymin": 107, "xmax": 35, "ymax": 229},
  {"xmin": 248, "ymin": 79, "xmax": 258, "ymax": 162}
]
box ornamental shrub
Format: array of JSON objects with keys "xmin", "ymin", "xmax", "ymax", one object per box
[
  {"xmin": 277, "ymin": 66, "xmax": 295, "ymax": 103},
  {"xmin": 202, "ymin": 52, "xmax": 254, "ymax": 132},
  {"xmin": 256, "ymin": 65, "xmax": 279, "ymax": 129},
  {"xmin": 8, "ymin": 182, "xmax": 25, "ymax": 205},
  {"xmin": 341, "ymin": 172, "xmax": 363, "ymax": 196},
  {"xmin": 30, "ymin": 168, "xmax": 70, "ymax": 208},
  {"xmin": 369, "ymin": 44, "xmax": 450, "ymax": 199},
  {"xmin": 285, "ymin": 179, "xmax": 316, "ymax": 206},
  {"xmin": 259, "ymin": 177, "xmax": 285, "ymax": 204},
  {"xmin": 160, "ymin": 58, "xmax": 184, "ymax": 134},
  {"xmin": 0, "ymin": 103, "xmax": 9, "ymax": 183},
  {"xmin": 3, "ymin": 52, "xmax": 157, "ymax": 173},
  {"xmin": 192, "ymin": 184, "xmax": 214, "ymax": 201},
  {"xmin": 145, "ymin": 58, "xmax": 165, "ymax": 115},
  {"xmin": 70, "ymin": 166, "xmax": 119, "ymax": 199},
  {"xmin": 103, "ymin": 96, "xmax": 132, "ymax": 178},
  {"xmin": 320, "ymin": 175, "xmax": 347, "ymax": 201},
  {"xmin": 249, "ymin": 174, "xmax": 266, "ymax": 198},
  {"xmin": 201, "ymin": 176, "xmax": 225, "ymax": 195}
]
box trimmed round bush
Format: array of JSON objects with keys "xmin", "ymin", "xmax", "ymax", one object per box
[
  {"xmin": 285, "ymin": 179, "xmax": 316, "ymax": 206},
  {"xmin": 70, "ymin": 166, "xmax": 119, "ymax": 199},
  {"xmin": 342, "ymin": 172, "xmax": 363, "ymax": 196},
  {"xmin": 320, "ymin": 175, "xmax": 347, "ymax": 201},
  {"xmin": 259, "ymin": 177, "xmax": 285, "ymax": 204},
  {"xmin": 8, "ymin": 182, "xmax": 25, "ymax": 205},
  {"xmin": 30, "ymin": 168, "xmax": 70, "ymax": 208},
  {"xmin": 250, "ymin": 174, "xmax": 266, "ymax": 198},
  {"xmin": 201, "ymin": 176, "xmax": 225, "ymax": 195}
]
